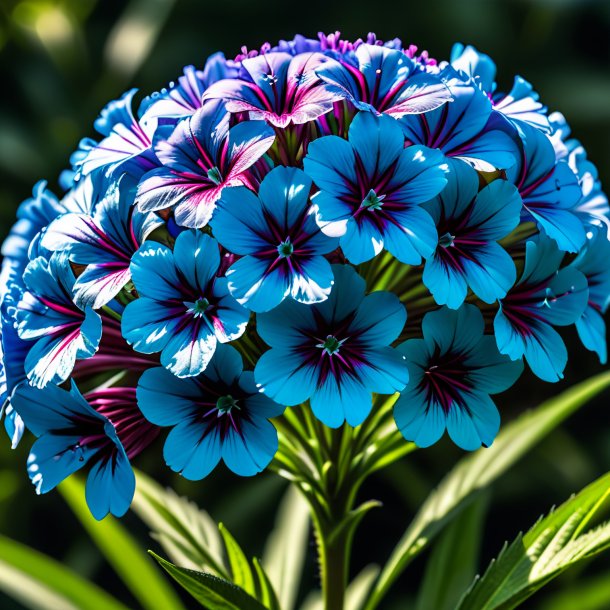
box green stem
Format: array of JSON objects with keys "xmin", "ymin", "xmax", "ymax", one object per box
[{"xmin": 316, "ymin": 516, "xmax": 349, "ymax": 610}]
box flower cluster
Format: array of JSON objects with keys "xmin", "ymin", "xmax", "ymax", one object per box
[{"xmin": 1, "ymin": 33, "xmax": 608, "ymax": 519}]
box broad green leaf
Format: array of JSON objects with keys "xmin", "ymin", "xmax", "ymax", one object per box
[
  {"xmin": 131, "ymin": 470, "xmax": 228, "ymax": 577},
  {"xmin": 415, "ymin": 494, "xmax": 488, "ymax": 610},
  {"xmin": 365, "ymin": 370, "xmax": 610, "ymax": 610},
  {"xmin": 263, "ymin": 485, "xmax": 311, "ymax": 610},
  {"xmin": 0, "ymin": 534, "xmax": 130, "ymax": 610},
  {"xmin": 59, "ymin": 477, "xmax": 185, "ymax": 610},
  {"xmin": 150, "ymin": 552, "xmax": 268, "ymax": 610},
  {"xmin": 219, "ymin": 523, "xmax": 257, "ymax": 595},
  {"xmin": 457, "ymin": 472, "xmax": 610, "ymax": 610}
]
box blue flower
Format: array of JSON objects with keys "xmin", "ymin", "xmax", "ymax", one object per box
[
  {"xmin": 255, "ymin": 265, "xmax": 408, "ymax": 428},
  {"xmin": 422, "ymin": 159, "xmax": 522, "ymax": 308},
  {"xmin": 210, "ymin": 166, "xmax": 338, "ymax": 312},
  {"xmin": 42, "ymin": 176, "xmax": 163, "ymax": 309},
  {"xmin": 315, "ymin": 43, "xmax": 452, "ymax": 117},
  {"xmin": 570, "ymin": 228, "xmax": 610, "ymax": 364},
  {"xmin": 77, "ymin": 89, "xmax": 158, "ymax": 181},
  {"xmin": 507, "ymin": 122, "xmax": 585, "ymax": 253},
  {"xmin": 202, "ymin": 52, "xmax": 341, "ymax": 127},
  {"xmin": 494, "ymin": 236, "xmax": 588, "ymax": 382},
  {"xmin": 122, "ymin": 230, "xmax": 249, "ymax": 377},
  {"xmin": 394, "ymin": 305, "xmax": 523, "ymax": 450},
  {"xmin": 136, "ymin": 101, "xmax": 275, "ymax": 228},
  {"xmin": 399, "ymin": 77, "xmax": 519, "ymax": 171},
  {"xmin": 450, "ymin": 43, "xmax": 550, "ymax": 133},
  {"xmin": 11, "ymin": 381, "xmax": 138, "ymax": 520},
  {"xmin": 137, "ymin": 344, "xmax": 283, "ymax": 479},
  {"xmin": 303, "ymin": 111, "xmax": 448, "ymax": 265},
  {"xmin": 16, "ymin": 253, "xmax": 102, "ymax": 388}
]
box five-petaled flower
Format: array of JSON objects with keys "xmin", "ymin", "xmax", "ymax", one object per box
[
  {"xmin": 255, "ymin": 265, "xmax": 408, "ymax": 428},
  {"xmin": 122, "ymin": 230, "xmax": 249, "ymax": 378},
  {"xmin": 394, "ymin": 305, "xmax": 523, "ymax": 451},
  {"xmin": 211, "ymin": 165, "xmax": 338, "ymax": 312},
  {"xmin": 137, "ymin": 344, "xmax": 284, "ymax": 479},
  {"xmin": 304, "ymin": 111, "xmax": 448, "ymax": 265}
]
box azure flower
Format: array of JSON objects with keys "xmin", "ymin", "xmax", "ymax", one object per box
[
  {"xmin": 255, "ymin": 265, "xmax": 408, "ymax": 428},
  {"xmin": 77, "ymin": 89, "xmax": 158, "ymax": 181},
  {"xmin": 41, "ymin": 176, "xmax": 163, "ymax": 309},
  {"xmin": 202, "ymin": 52, "xmax": 341, "ymax": 127},
  {"xmin": 422, "ymin": 159, "xmax": 522, "ymax": 308},
  {"xmin": 139, "ymin": 53, "xmax": 239, "ymax": 123},
  {"xmin": 210, "ymin": 166, "xmax": 338, "ymax": 312},
  {"xmin": 394, "ymin": 305, "xmax": 523, "ymax": 450},
  {"xmin": 11, "ymin": 381, "xmax": 152, "ymax": 520},
  {"xmin": 16, "ymin": 253, "xmax": 102, "ymax": 388},
  {"xmin": 122, "ymin": 230, "xmax": 249, "ymax": 377},
  {"xmin": 137, "ymin": 344, "xmax": 283, "ymax": 479},
  {"xmin": 303, "ymin": 111, "xmax": 448, "ymax": 265},
  {"xmin": 570, "ymin": 228, "xmax": 610, "ymax": 364},
  {"xmin": 494, "ymin": 235, "xmax": 588, "ymax": 382},
  {"xmin": 136, "ymin": 101, "xmax": 275, "ymax": 228},
  {"xmin": 315, "ymin": 43, "xmax": 451, "ymax": 117},
  {"xmin": 450, "ymin": 43, "xmax": 550, "ymax": 132},
  {"xmin": 399, "ymin": 78, "xmax": 519, "ymax": 171},
  {"xmin": 507, "ymin": 122, "xmax": 585, "ymax": 252}
]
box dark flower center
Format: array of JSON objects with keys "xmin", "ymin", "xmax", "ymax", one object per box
[
  {"xmin": 439, "ymin": 232, "xmax": 456, "ymax": 248},
  {"xmin": 216, "ymin": 394, "xmax": 239, "ymax": 414},
  {"xmin": 361, "ymin": 188, "xmax": 385, "ymax": 211},
  {"xmin": 318, "ymin": 334, "xmax": 342, "ymax": 355},
  {"xmin": 207, "ymin": 166, "xmax": 223, "ymax": 186},
  {"xmin": 423, "ymin": 353, "xmax": 471, "ymax": 414},
  {"xmin": 277, "ymin": 239, "xmax": 294, "ymax": 258}
]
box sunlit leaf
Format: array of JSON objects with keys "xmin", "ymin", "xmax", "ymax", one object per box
[{"xmin": 457, "ymin": 472, "xmax": 610, "ymax": 609}]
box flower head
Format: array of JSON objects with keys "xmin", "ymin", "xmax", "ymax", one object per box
[
  {"xmin": 136, "ymin": 100, "xmax": 275, "ymax": 228},
  {"xmin": 202, "ymin": 52, "xmax": 341, "ymax": 127},
  {"xmin": 122, "ymin": 230, "xmax": 249, "ymax": 377},
  {"xmin": 422, "ymin": 159, "xmax": 522, "ymax": 308},
  {"xmin": 304, "ymin": 111, "xmax": 448, "ymax": 264},
  {"xmin": 316, "ymin": 43, "xmax": 451, "ymax": 117},
  {"xmin": 211, "ymin": 166, "xmax": 338, "ymax": 312},
  {"xmin": 255, "ymin": 265, "xmax": 408, "ymax": 428},
  {"xmin": 137, "ymin": 344, "xmax": 283, "ymax": 479},
  {"xmin": 394, "ymin": 305, "xmax": 523, "ymax": 450},
  {"xmin": 494, "ymin": 235, "xmax": 588, "ymax": 382}
]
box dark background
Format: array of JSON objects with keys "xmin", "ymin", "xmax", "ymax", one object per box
[{"xmin": 1, "ymin": 1, "xmax": 610, "ymax": 608}]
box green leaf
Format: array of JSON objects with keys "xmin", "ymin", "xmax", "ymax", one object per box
[
  {"xmin": 263, "ymin": 485, "xmax": 310, "ymax": 610},
  {"xmin": 150, "ymin": 552, "xmax": 268, "ymax": 610},
  {"xmin": 365, "ymin": 370, "xmax": 610, "ymax": 610},
  {"xmin": 327, "ymin": 500, "xmax": 382, "ymax": 546},
  {"xmin": 219, "ymin": 523, "xmax": 257, "ymax": 595},
  {"xmin": 345, "ymin": 565, "xmax": 381, "ymax": 610},
  {"xmin": 415, "ymin": 494, "xmax": 489, "ymax": 610},
  {"xmin": 59, "ymin": 477, "xmax": 185, "ymax": 610},
  {"xmin": 457, "ymin": 472, "xmax": 610, "ymax": 610},
  {"xmin": 0, "ymin": 534, "xmax": 130, "ymax": 610},
  {"xmin": 252, "ymin": 559, "xmax": 282, "ymax": 610},
  {"xmin": 131, "ymin": 469, "xmax": 228, "ymax": 577}
]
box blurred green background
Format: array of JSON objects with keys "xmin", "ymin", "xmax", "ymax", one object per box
[{"xmin": 1, "ymin": 1, "xmax": 610, "ymax": 608}]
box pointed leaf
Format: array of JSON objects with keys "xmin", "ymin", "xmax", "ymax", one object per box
[
  {"xmin": 131, "ymin": 470, "xmax": 229, "ymax": 577},
  {"xmin": 457, "ymin": 472, "xmax": 610, "ymax": 610},
  {"xmin": 365, "ymin": 370, "xmax": 610, "ymax": 610},
  {"xmin": 0, "ymin": 534, "xmax": 130, "ymax": 610},
  {"xmin": 59, "ymin": 477, "xmax": 185, "ymax": 610},
  {"xmin": 253, "ymin": 559, "xmax": 282, "ymax": 610},
  {"xmin": 263, "ymin": 485, "xmax": 311, "ymax": 610},
  {"xmin": 219, "ymin": 523, "xmax": 257, "ymax": 596},
  {"xmin": 150, "ymin": 552, "xmax": 268, "ymax": 610}
]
